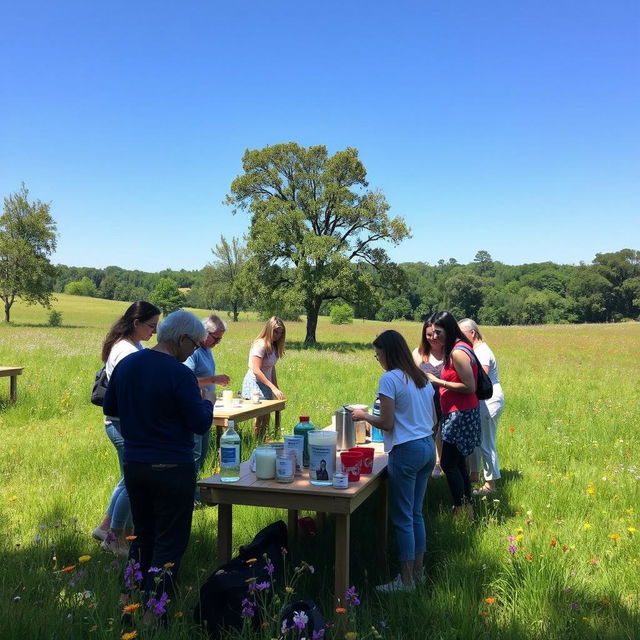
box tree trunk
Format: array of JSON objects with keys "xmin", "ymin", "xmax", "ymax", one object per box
[
  {"xmin": 304, "ymin": 302, "xmax": 320, "ymax": 347},
  {"xmin": 232, "ymin": 300, "xmax": 239, "ymax": 322},
  {"xmin": 4, "ymin": 300, "xmax": 11, "ymax": 323}
]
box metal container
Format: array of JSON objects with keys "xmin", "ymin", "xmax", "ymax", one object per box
[{"xmin": 335, "ymin": 406, "xmax": 356, "ymax": 451}]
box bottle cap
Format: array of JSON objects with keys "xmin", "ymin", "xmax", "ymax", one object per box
[{"xmin": 299, "ymin": 416, "xmax": 310, "ymax": 421}]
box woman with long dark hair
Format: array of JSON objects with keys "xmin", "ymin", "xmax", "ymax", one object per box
[
  {"xmin": 424, "ymin": 311, "xmax": 480, "ymax": 518},
  {"xmin": 92, "ymin": 300, "xmax": 161, "ymax": 555},
  {"xmin": 352, "ymin": 330, "xmax": 436, "ymax": 592}
]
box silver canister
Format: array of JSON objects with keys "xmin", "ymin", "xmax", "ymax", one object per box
[{"xmin": 335, "ymin": 406, "xmax": 356, "ymax": 451}]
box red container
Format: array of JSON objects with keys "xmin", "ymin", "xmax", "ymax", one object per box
[
  {"xmin": 351, "ymin": 446, "xmax": 375, "ymax": 474},
  {"xmin": 340, "ymin": 450, "xmax": 363, "ymax": 482}
]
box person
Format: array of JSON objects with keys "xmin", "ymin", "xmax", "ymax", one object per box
[
  {"xmin": 184, "ymin": 314, "xmax": 231, "ymax": 500},
  {"xmin": 241, "ymin": 316, "xmax": 286, "ymax": 438},
  {"xmin": 412, "ymin": 316, "xmax": 445, "ymax": 478},
  {"xmin": 103, "ymin": 310, "xmax": 213, "ymax": 618},
  {"xmin": 351, "ymin": 330, "xmax": 437, "ymax": 592},
  {"xmin": 92, "ymin": 300, "xmax": 161, "ymax": 556},
  {"xmin": 424, "ymin": 311, "xmax": 480, "ymax": 519},
  {"xmin": 458, "ymin": 318, "xmax": 505, "ymax": 496},
  {"xmin": 316, "ymin": 459, "xmax": 329, "ymax": 481}
]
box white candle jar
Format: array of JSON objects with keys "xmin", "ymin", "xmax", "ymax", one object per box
[
  {"xmin": 255, "ymin": 446, "xmax": 276, "ymax": 479},
  {"xmin": 308, "ymin": 430, "xmax": 337, "ymax": 486}
]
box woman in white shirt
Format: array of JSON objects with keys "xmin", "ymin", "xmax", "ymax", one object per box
[
  {"xmin": 92, "ymin": 300, "xmax": 160, "ymax": 555},
  {"xmin": 458, "ymin": 318, "xmax": 505, "ymax": 496},
  {"xmin": 241, "ymin": 316, "xmax": 286, "ymax": 438},
  {"xmin": 352, "ymin": 330, "xmax": 437, "ymax": 593}
]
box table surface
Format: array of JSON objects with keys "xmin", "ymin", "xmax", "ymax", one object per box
[
  {"xmin": 0, "ymin": 367, "xmax": 23, "ymax": 376},
  {"xmin": 212, "ymin": 397, "xmax": 286, "ymax": 423}
]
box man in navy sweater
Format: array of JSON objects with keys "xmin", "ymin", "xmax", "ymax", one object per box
[{"xmin": 104, "ymin": 310, "xmax": 213, "ymax": 615}]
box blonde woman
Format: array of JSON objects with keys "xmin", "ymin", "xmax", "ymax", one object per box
[
  {"xmin": 241, "ymin": 317, "xmax": 286, "ymax": 437},
  {"xmin": 458, "ymin": 318, "xmax": 505, "ymax": 496}
]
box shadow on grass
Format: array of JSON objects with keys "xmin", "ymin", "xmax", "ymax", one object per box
[
  {"xmin": 286, "ymin": 340, "xmax": 373, "ymax": 353},
  {"xmin": 4, "ymin": 322, "xmax": 86, "ymax": 329}
]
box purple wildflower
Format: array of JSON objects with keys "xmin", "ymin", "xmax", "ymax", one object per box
[
  {"xmin": 293, "ymin": 610, "xmax": 308, "ymax": 630},
  {"xmin": 255, "ymin": 581, "xmax": 270, "ymax": 591},
  {"xmin": 124, "ymin": 561, "xmax": 143, "ymax": 589},
  {"xmin": 508, "ymin": 545, "xmax": 517, "ymax": 555},
  {"xmin": 507, "ymin": 535, "xmax": 515, "ymax": 543},
  {"xmin": 68, "ymin": 569, "xmax": 86, "ymax": 588},
  {"xmin": 146, "ymin": 591, "xmax": 170, "ymax": 616},
  {"xmin": 345, "ymin": 586, "xmax": 360, "ymax": 607},
  {"xmin": 312, "ymin": 629, "xmax": 325, "ymax": 639},
  {"xmin": 570, "ymin": 602, "xmax": 580, "ymax": 611},
  {"xmin": 241, "ymin": 597, "xmax": 255, "ymax": 618},
  {"xmin": 148, "ymin": 566, "xmax": 161, "ymax": 574},
  {"xmin": 265, "ymin": 560, "xmax": 275, "ymax": 576}
]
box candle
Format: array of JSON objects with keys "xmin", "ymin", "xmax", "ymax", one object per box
[
  {"xmin": 255, "ymin": 446, "xmax": 276, "ymax": 479},
  {"xmin": 222, "ymin": 390, "xmax": 234, "ymax": 407}
]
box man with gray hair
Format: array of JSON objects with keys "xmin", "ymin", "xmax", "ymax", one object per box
[
  {"xmin": 184, "ymin": 314, "xmax": 231, "ymax": 500},
  {"xmin": 103, "ymin": 310, "xmax": 213, "ymax": 617}
]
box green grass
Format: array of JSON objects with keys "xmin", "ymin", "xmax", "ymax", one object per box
[{"xmin": 1, "ymin": 295, "xmax": 639, "ymax": 639}]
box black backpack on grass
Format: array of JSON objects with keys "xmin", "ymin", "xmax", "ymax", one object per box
[{"xmin": 194, "ymin": 520, "xmax": 288, "ymax": 637}]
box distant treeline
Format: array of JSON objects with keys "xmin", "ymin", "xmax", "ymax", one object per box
[{"xmin": 54, "ymin": 248, "xmax": 640, "ymax": 325}]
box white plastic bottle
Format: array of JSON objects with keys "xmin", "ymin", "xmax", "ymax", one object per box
[{"xmin": 219, "ymin": 420, "xmax": 241, "ymax": 482}]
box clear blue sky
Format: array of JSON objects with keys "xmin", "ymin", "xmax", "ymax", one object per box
[{"xmin": 1, "ymin": 0, "xmax": 638, "ymax": 271}]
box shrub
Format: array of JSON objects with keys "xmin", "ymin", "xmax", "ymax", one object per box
[
  {"xmin": 330, "ymin": 303, "xmax": 354, "ymax": 325},
  {"xmin": 47, "ymin": 310, "xmax": 62, "ymax": 326}
]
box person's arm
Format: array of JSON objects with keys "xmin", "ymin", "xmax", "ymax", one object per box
[
  {"xmin": 351, "ymin": 393, "xmax": 395, "ymax": 431},
  {"xmin": 427, "ymin": 351, "xmax": 476, "ymax": 394},
  {"xmin": 103, "ymin": 368, "xmax": 119, "ymax": 417},
  {"xmin": 176, "ymin": 370, "xmax": 214, "ymax": 434},
  {"xmin": 250, "ymin": 354, "xmax": 285, "ymax": 400}
]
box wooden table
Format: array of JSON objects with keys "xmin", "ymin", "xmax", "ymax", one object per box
[
  {"xmin": 212, "ymin": 398, "xmax": 285, "ymax": 442},
  {"xmin": 0, "ymin": 367, "xmax": 23, "ymax": 404},
  {"xmin": 198, "ymin": 443, "xmax": 388, "ymax": 601}
]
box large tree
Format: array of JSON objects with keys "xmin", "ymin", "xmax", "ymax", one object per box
[
  {"xmin": 200, "ymin": 235, "xmax": 249, "ymax": 321},
  {"xmin": 225, "ymin": 143, "xmax": 410, "ymax": 345},
  {"xmin": 149, "ymin": 277, "xmax": 184, "ymax": 316},
  {"xmin": 0, "ymin": 184, "xmax": 58, "ymax": 322}
]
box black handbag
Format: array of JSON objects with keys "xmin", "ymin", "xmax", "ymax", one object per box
[
  {"xmin": 454, "ymin": 345, "xmax": 493, "ymax": 401},
  {"xmin": 90, "ymin": 366, "xmax": 108, "ymax": 406}
]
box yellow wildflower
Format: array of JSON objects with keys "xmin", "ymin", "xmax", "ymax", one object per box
[
  {"xmin": 121, "ymin": 632, "xmax": 138, "ymax": 640},
  {"xmin": 174, "ymin": 611, "xmax": 184, "ymax": 618},
  {"xmin": 586, "ymin": 484, "xmax": 595, "ymax": 495},
  {"xmin": 515, "ymin": 534, "xmax": 524, "ymax": 542},
  {"xmin": 583, "ymin": 523, "xmax": 592, "ymax": 530},
  {"xmin": 610, "ymin": 533, "xmax": 621, "ymax": 541},
  {"xmin": 246, "ymin": 557, "xmax": 258, "ymax": 564},
  {"xmin": 485, "ymin": 597, "xmax": 496, "ymax": 604},
  {"xmin": 285, "ymin": 586, "xmax": 294, "ymax": 594},
  {"xmin": 344, "ymin": 632, "xmax": 358, "ymax": 640},
  {"xmin": 628, "ymin": 527, "xmax": 637, "ymax": 534},
  {"xmin": 163, "ymin": 562, "xmax": 175, "ymax": 569},
  {"xmin": 78, "ymin": 555, "xmax": 91, "ymax": 563},
  {"xmin": 122, "ymin": 603, "xmax": 141, "ymax": 614}
]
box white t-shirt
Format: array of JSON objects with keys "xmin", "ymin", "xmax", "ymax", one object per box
[
  {"xmin": 474, "ymin": 342, "xmax": 500, "ymax": 385},
  {"xmin": 106, "ymin": 339, "xmax": 142, "ymax": 379},
  {"xmin": 247, "ymin": 338, "xmax": 278, "ymax": 382},
  {"xmin": 378, "ymin": 369, "xmax": 436, "ymax": 453}
]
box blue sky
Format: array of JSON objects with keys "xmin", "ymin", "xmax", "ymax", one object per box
[{"xmin": 1, "ymin": 0, "xmax": 638, "ymax": 271}]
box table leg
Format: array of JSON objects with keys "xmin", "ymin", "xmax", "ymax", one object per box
[
  {"xmin": 334, "ymin": 513, "xmax": 350, "ymax": 603},
  {"xmin": 217, "ymin": 504, "xmax": 233, "ymax": 564},
  {"xmin": 287, "ymin": 509, "xmax": 298, "ymax": 548},
  {"xmin": 375, "ymin": 478, "xmax": 389, "ymax": 572},
  {"xmin": 10, "ymin": 375, "xmax": 17, "ymax": 403},
  {"xmin": 274, "ymin": 410, "xmax": 281, "ymax": 439}
]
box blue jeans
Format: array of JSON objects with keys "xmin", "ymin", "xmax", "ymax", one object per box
[
  {"xmin": 388, "ymin": 437, "xmax": 435, "ymax": 562},
  {"xmin": 105, "ymin": 418, "xmax": 132, "ymax": 530}
]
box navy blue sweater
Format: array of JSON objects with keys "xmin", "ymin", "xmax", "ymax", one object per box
[{"xmin": 103, "ymin": 349, "xmax": 213, "ymax": 464}]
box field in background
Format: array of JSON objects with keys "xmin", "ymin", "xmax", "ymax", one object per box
[{"xmin": 1, "ymin": 295, "xmax": 639, "ymax": 639}]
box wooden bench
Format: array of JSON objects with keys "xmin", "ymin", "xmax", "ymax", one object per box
[{"xmin": 0, "ymin": 366, "xmax": 24, "ymax": 403}]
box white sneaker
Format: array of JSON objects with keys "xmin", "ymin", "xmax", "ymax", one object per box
[
  {"xmin": 375, "ymin": 574, "xmax": 414, "ymax": 593},
  {"xmin": 92, "ymin": 527, "xmax": 108, "ymax": 541},
  {"xmin": 100, "ymin": 537, "xmax": 130, "ymax": 557}
]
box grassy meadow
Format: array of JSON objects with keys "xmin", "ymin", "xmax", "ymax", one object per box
[{"xmin": 1, "ymin": 295, "xmax": 639, "ymax": 639}]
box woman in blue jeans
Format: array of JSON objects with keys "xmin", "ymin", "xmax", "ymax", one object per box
[
  {"xmin": 93, "ymin": 301, "xmax": 160, "ymax": 556},
  {"xmin": 352, "ymin": 330, "xmax": 437, "ymax": 592}
]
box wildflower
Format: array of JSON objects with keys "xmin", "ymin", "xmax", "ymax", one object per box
[
  {"xmin": 255, "ymin": 581, "xmax": 271, "ymax": 591},
  {"xmin": 246, "ymin": 557, "xmax": 258, "ymax": 564},
  {"xmin": 525, "ymin": 553, "xmax": 533, "ymax": 561},
  {"xmin": 13, "ymin": 596, "xmax": 21, "ymax": 602},
  {"xmin": 485, "ymin": 597, "xmax": 496, "ymax": 604},
  {"xmin": 583, "ymin": 523, "xmax": 592, "ymax": 530},
  {"xmin": 163, "ymin": 562, "xmax": 174, "ymax": 569},
  {"xmin": 570, "ymin": 602, "xmax": 580, "ymax": 611},
  {"xmin": 589, "ymin": 558, "xmax": 600, "ymax": 565},
  {"xmin": 8, "ymin": 495, "xmax": 18, "ymax": 502},
  {"xmin": 515, "ymin": 534, "xmax": 524, "ymax": 542},
  {"xmin": 245, "ymin": 576, "xmax": 257, "ymax": 584},
  {"xmin": 122, "ymin": 603, "xmax": 141, "ymax": 614},
  {"xmin": 265, "ymin": 560, "xmax": 275, "ymax": 575},
  {"xmin": 148, "ymin": 566, "xmax": 161, "ymax": 574},
  {"xmin": 146, "ymin": 591, "xmax": 169, "ymax": 616},
  {"xmin": 550, "ymin": 539, "xmax": 557, "ymax": 547},
  {"xmin": 89, "ymin": 624, "xmax": 97, "ymax": 632},
  {"xmin": 508, "ymin": 544, "xmax": 517, "ymax": 555},
  {"xmin": 516, "ymin": 527, "xmax": 523, "ymax": 534},
  {"xmin": 586, "ymin": 484, "xmax": 595, "ymax": 495},
  {"xmin": 344, "ymin": 632, "xmax": 358, "ymax": 640},
  {"xmin": 241, "ymin": 598, "xmax": 255, "ymax": 618},
  {"xmin": 312, "ymin": 630, "xmax": 325, "ymax": 639},
  {"xmin": 124, "ymin": 561, "xmax": 143, "ymax": 589},
  {"xmin": 281, "ymin": 620, "xmax": 289, "ymax": 634},
  {"xmin": 626, "ymin": 508, "xmax": 634, "ymax": 515},
  {"xmin": 293, "ymin": 610, "xmax": 309, "ymax": 630},
  {"xmin": 61, "ymin": 565, "xmax": 76, "ymax": 573},
  {"xmin": 285, "ymin": 586, "xmax": 294, "ymax": 594},
  {"xmin": 121, "ymin": 632, "xmax": 138, "ymax": 640},
  {"xmin": 507, "ymin": 535, "xmax": 515, "ymax": 542},
  {"xmin": 602, "ymin": 597, "xmax": 610, "ymax": 606},
  {"xmin": 509, "ymin": 426, "xmax": 515, "ymax": 433},
  {"xmin": 610, "ymin": 533, "xmax": 621, "ymax": 541},
  {"xmin": 562, "ymin": 546, "xmax": 570, "ymax": 552},
  {"xmin": 79, "ymin": 555, "xmax": 91, "ymax": 563},
  {"xmin": 628, "ymin": 527, "xmax": 637, "ymax": 534},
  {"xmin": 174, "ymin": 611, "xmax": 184, "ymax": 618},
  {"xmin": 125, "ymin": 535, "xmax": 137, "ymax": 541},
  {"xmin": 335, "ymin": 607, "xmax": 347, "ymax": 614},
  {"xmin": 345, "ymin": 586, "xmax": 361, "ymax": 607}
]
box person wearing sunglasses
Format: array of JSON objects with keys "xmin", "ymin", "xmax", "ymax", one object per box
[
  {"xmin": 92, "ymin": 300, "xmax": 161, "ymax": 556},
  {"xmin": 103, "ymin": 310, "xmax": 213, "ymax": 619},
  {"xmin": 184, "ymin": 314, "xmax": 231, "ymax": 499}
]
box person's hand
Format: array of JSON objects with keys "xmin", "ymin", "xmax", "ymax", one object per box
[
  {"xmin": 214, "ymin": 374, "xmax": 231, "ymax": 386},
  {"xmin": 425, "ymin": 372, "xmax": 440, "ymax": 385},
  {"xmin": 351, "ymin": 409, "xmax": 368, "ymax": 421},
  {"xmin": 272, "ymin": 387, "xmax": 285, "ymax": 400}
]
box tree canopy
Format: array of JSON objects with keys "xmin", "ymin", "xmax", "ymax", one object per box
[
  {"xmin": 0, "ymin": 184, "xmax": 58, "ymax": 322},
  {"xmin": 149, "ymin": 278, "xmax": 185, "ymax": 316},
  {"xmin": 225, "ymin": 142, "xmax": 410, "ymax": 345}
]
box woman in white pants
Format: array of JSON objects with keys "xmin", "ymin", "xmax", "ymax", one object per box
[{"xmin": 458, "ymin": 319, "xmax": 505, "ymax": 496}]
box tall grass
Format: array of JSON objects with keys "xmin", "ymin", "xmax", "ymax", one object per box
[{"xmin": 0, "ymin": 296, "xmax": 639, "ymax": 638}]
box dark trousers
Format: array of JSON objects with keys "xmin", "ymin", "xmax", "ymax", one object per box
[
  {"xmin": 441, "ymin": 441, "xmax": 471, "ymax": 507},
  {"xmin": 124, "ymin": 462, "xmax": 196, "ymax": 599}
]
